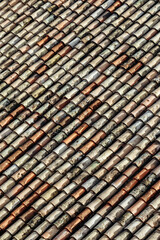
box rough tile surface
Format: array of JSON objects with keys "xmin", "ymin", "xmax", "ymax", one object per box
[{"xmin": 0, "ymin": 0, "xmax": 160, "ymax": 239}]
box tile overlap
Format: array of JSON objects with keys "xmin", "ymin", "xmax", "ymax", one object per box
[{"xmin": 0, "ymin": 0, "xmax": 160, "ymax": 239}]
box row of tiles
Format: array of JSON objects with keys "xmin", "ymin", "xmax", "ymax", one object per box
[{"xmin": 0, "ymin": 0, "xmax": 160, "ymax": 239}]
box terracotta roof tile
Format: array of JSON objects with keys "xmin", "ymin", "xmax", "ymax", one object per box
[{"xmin": 0, "ymin": 0, "xmax": 160, "ymax": 239}]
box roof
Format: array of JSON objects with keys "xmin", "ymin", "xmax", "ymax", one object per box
[{"xmin": 0, "ymin": 0, "xmax": 160, "ymax": 239}]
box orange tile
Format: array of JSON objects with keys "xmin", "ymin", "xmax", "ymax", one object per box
[
  {"xmin": 27, "ymin": 74, "xmax": 39, "ymax": 84},
  {"xmin": 113, "ymin": 55, "xmax": 128, "ymax": 66},
  {"xmin": 152, "ymin": 180, "xmax": 160, "ymax": 191},
  {"xmin": 12, "ymin": 203, "xmax": 27, "ymax": 217},
  {"xmin": 0, "ymin": 175, "xmax": 7, "ymax": 185},
  {"xmin": 145, "ymin": 29, "xmax": 157, "ymax": 40},
  {"xmin": 0, "ymin": 160, "xmax": 11, "ymax": 173},
  {"xmin": 56, "ymin": 98, "xmax": 69, "ymax": 110},
  {"xmin": 63, "ymin": 132, "xmax": 78, "ymax": 145},
  {"xmin": 11, "ymin": 105, "xmax": 25, "ymax": 118},
  {"xmin": 72, "ymin": 187, "xmax": 86, "ymax": 199},
  {"xmin": 5, "ymin": 73, "xmax": 18, "ymax": 84},
  {"xmin": 134, "ymin": 169, "xmax": 150, "ymax": 181},
  {"xmin": 128, "ymin": 199, "xmax": 147, "ymax": 216},
  {"xmin": 78, "ymin": 108, "xmax": 93, "ymax": 122},
  {"xmin": 57, "ymin": 20, "xmax": 69, "ymax": 31},
  {"xmin": 8, "ymin": 149, "xmax": 23, "ymax": 162},
  {"xmin": 124, "ymin": 165, "xmax": 138, "ymax": 177},
  {"xmin": 75, "ymin": 123, "xmax": 88, "ymax": 135},
  {"xmin": 123, "ymin": 179, "xmax": 138, "ymax": 192},
  {"xmin": 19, "ymin": 140, "xmax": 33, "ymax": 152},
  {"xmin": 42, "ymin": 51, "xmax": 54, "ymax": 61},
  {"xmin": 141, "ymin": 188, "xmax": 156, "ymax": 203},
  {"xmin": 54, "ymin": 0, "xmax": 63, "ymax": 7},
  {"xmin": 59, "ymin": 46, "xmax": 71, "ymax": 57},
  {"xmin": 36, "ymin": 183, "xmax": 50, "ymax": 195},
  {"xmin": 60, "ymin": 116, "xmax": 71, "ymax": 127},
  {"xmin": 19, "ymin": 172, "xmax": 36, "ymax": 186},
  {"xmin": 65, "ymin": 218, "xmax": 81, "ymax": 232},
  {"xmin": 80, "ymin": 141, "xmax": 96, "ymax": 154},
  {"xmin": 108, "ymin": 1, "xmax": 121, "ymax": 12},
  {"xmin": 20, "ymin": 208, "xmax": 36, "ymax": 222},
  {"xmin": 90, "ymin": 100, "xmax": 101, "ymax": 110},
  {"xmin": 0, "ymin": 115, "xmax": 13, "ymax": 128},
  {"xmin": 36, "ymin": 65, "xmax": 48, "ymax": 74},
  {"xmin": 37, "ymin": 36, "xmax": 49, "ymax": 47},
  {"xmin": 98, "ymin": 203, "xmax": 111, "ymax": 217},
  {"xmin": 52, "ymin": 42, "xmax": 64, "ymax": 52},
  {"xmin": 128, "ymin": 62, "xmax": 143, "ymax": 74},
  {"xmin": 146, "ymin": 142, "xmax": 160, "ymax": 155},
  {"xmin": 82, "ymin": 83, "xmax": 96, "ymax": 95},
  {"xmin": 0, "ymin": 215, "xmax": 15, "ymax": 230},
  {"xmin": 23, "ymin": 193, "xmax": 39, "ymax": 206},
  {"xmin": 95, "ymin": 74, "xmax": 106, "ymax": 85},
  {"xmin": 88, "ymin": 0, "xmax": 96, "ymax": 3},
  {"xmin": 30, "ymin": 130, "xmax": 44, "ymax": 142},
  {"xmin": 91, "ymin": 130, "xmax": 106, "ymax": 144},
  {"xmin": 0, "ymin": 141, "xmax": 7, "ymax": 152},
  {"xmin": 78, "ymin": 208, "xmax": 92, "ymax": 221},
  {"xmin": 108, "ymin": 189, "xmax": 126, "ymax": 206},
  {"xmin": 121, "ymin": 58, "xmax": 135, "ymax": 69},
  {"xmin": 20, "ymin": 45, "xmax": 30, "ymax": 54}
]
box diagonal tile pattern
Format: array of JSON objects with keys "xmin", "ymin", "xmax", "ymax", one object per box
[{"xmin": 0, "ymin": 0, "xmax": 160, "ymax": 239}]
